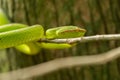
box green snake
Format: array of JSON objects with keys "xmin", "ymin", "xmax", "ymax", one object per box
[{"xmin": 0, "ymin": 9, "xmax": 86, "ymax": 55}]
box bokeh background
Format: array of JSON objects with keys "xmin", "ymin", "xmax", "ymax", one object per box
[{"xmin": 0, "ymin": 0, "xmax": 120, "ymax": 80}]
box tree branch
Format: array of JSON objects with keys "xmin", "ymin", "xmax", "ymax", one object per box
[
  {"xmin": 0, "ymin": 46, "xmax": 120, "ymax": 80},
  {"xmin": 40, "ymin": 34, "xmax": 120, "ymax": 43}
]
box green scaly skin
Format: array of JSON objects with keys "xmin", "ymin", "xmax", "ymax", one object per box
[
  {"xmin": 0, "ymin": 9, "xmax": 86, "ymax": 55},
  {"xmin": 0, "ymin": 24, "xmax": 44, "ymax": 48},
  {"xmin": 15, "ymin": 42, "xmax": 41, "ymax": 55},
  {"xmin": 46, "ymin": 26, "xmax": 86, "ymax": 39},
  {"xmin": 41, "ymin": 26, "xmax": 86, "ymax": 49},
  {"xmin": 0, "ymin": 9, "xmax": 42, "ymax": 55}
]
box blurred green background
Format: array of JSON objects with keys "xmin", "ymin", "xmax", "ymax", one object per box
[{"xmin": 0, "ymin": 0, "xmax": 120, "ymax": 80}]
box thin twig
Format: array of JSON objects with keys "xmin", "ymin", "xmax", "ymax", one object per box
[
  {"xmin": 40, "ymin": 34, "xmax": 120, "ymax": 43},
  {"xmin": 0, "ymin": 46, "xmax": 120, "ymax": 80}
]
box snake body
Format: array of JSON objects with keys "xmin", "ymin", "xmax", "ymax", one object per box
[
  {"xmin": 0, "ymin": 24, "xmax": 44, "ymax": 48},
  {"xmin": 0, "ymin": 9, "xmax": 86, "ymax": 55}
]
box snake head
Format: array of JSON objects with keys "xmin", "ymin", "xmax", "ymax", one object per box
[{"xmin": 46, "ymin": 26, "xmax": 86, "ymax": 39}]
